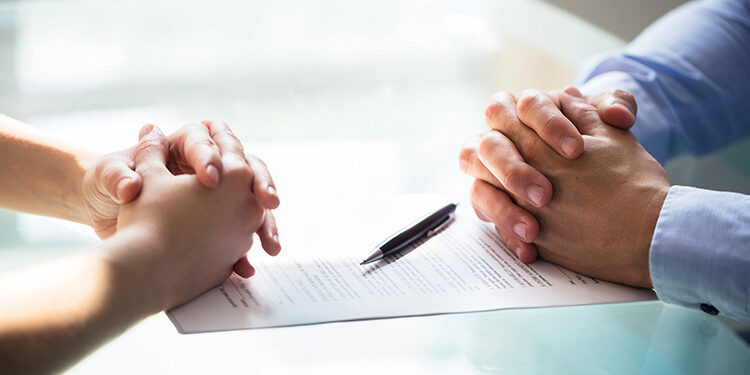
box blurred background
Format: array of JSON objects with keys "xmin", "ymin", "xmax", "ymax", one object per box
[{"xmin": 0, "ymin": 0, "xmax": 634, "ymax": 267}]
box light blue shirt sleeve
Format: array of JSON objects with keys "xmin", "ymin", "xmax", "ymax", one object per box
[
  {"xmin": 574, "ymin": 0, "xmax": 750, "ymax": 321},
  {"xmin": 650, "ymin": 186, "xmax": 750, "ymax": 322},
  {"xmin": 577, "ymin": 0, "xmax": 750, "ymax": 165}
]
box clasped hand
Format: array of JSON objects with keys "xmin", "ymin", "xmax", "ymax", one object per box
[
  {"xmin": 459, "ymin": 87, "xmax": 670, "ymax": 288},
  {"xmin": 81, "ymin": 121, "xmax": 278, "ymax": 308}
]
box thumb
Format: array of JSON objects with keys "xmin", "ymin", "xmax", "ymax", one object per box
[
  {"xmin": 134, "ymin": 124, "xmax": 170, "ymax": 181},
  {"xmin": 93, "ymin": 154, "xmax": 143, "ymax": 204}
]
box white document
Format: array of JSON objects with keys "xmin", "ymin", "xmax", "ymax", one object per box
[{"xmin": 168, "ymin": 197, "xmax": 655, "ymax": 333}]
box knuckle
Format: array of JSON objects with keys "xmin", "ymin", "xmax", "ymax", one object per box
[
  {"xmin": 540, "ymin": 113, "xmax": 560, "ymax": 134},
  {"xmin": 215, "ymin": 129, "xmax": 244, "ymax": 150},
  {"xmin": 501, "ymin": 163, "xmax": 526, "ymax": 186},
  {"xmin": 477, "ymin": 133, "xmax": 498, "ymax": 160},
  {"xmin": 516, "ymin": 90, "xmax": 544, "ymax": 117},
  {"xmin": 458, "ymin": 146, "xmax": 476, "ymax": 173},
  {"xmin": 484, "ymin": 91, "xmax": 514, "ymax": 122},
  {"xmin": 191, "ymin": 137, "xmax": 217, "ymax": 150},
  {"xmin": 135, "ymin": 138, "xmax": 163, "ymax": 155},
  {"xmin": 207, "ymin": 119, "xmax": 232, "ymax": 132},
  {"xmin": 570, "ymin": 99, "xmax": 598, "ymax": 120},
  {"xmin": 215, "ymin": 128, "xmax": 238, "ymax": 141},
  {"xmin": 612, "ymin": 89, "xmax": 633, "ymax": 101},
  {"xmin": 484, "ymin": 101, "xmax": 505, "ymax": 123},
  {"xmin": 613, "ymin": 89, "xmax": 637, "ymax": 111}
]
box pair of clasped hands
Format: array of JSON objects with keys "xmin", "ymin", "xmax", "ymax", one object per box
[
  {"xmin": 82, "ymin": 120, "xmax": 280, "ymax": 310},
  {"xmin": 458, "ymin": 87, "xmax": 671, "ymax": 288}
]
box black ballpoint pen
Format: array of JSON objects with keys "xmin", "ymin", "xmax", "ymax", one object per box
[{"xmin": 360, "ymin": 203, "xmax": 458, "ymax": 265}]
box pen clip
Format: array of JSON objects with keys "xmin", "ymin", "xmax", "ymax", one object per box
[{"xmin": 426, "ymin": 213, "xmax": 455, "ymax": 238}]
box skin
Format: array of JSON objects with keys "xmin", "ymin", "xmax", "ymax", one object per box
[
  {"xmin": 458, "ymin": 88, "xmax": 638, "ymax": 261},
  {"xmin": 0, "ymin": 124, "xmax": 272, "ymax": 373},
  {"xmin": 0, "ymin": 114, "xmax": 280, "ymax": 276},
  {"xmin": 459, "ymin": 89, "xmax": 670, "ymax": 288}
]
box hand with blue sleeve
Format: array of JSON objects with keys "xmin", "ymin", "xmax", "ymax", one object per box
[{"xmin": 460, "ymin": 0, "xmax": 750, "ymax": 322}]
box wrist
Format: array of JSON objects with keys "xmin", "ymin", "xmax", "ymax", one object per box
[
  {"xmin": 98, "ymin": 224, "xmax": 170, "ymax": 315},
  {"xmin": 66, "ymin": 151, "xmax": 101, "ymax": 226}
]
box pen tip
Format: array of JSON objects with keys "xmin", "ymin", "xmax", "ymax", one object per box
[{"xmin": 360, "ymin": 261, "xmax": 366, "ymax": 265}]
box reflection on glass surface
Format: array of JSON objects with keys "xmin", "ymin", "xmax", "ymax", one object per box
[{"xmin": 467, "ymin": 303, "xmax": 750, "ymax": 374}]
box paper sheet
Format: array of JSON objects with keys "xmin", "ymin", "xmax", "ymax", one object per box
[{"xmin": 167, "ymin": 198, "xmax": 655, "ymax": 333}]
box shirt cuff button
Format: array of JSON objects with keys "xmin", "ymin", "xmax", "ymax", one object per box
[{"xmin": 700, "ymin": 303, "xmax": 719, "ymax": 316}]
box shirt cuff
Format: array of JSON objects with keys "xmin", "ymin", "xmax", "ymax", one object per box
[{"xmin": 649, "ymin": 185, "xmax": 750, "ymax": 322}]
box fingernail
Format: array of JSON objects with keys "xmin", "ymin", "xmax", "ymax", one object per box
[
  {"xmin": 115, "ymin": 177, "xmax": 133, "ymax": 203},
  {"xmin": 527, "ymin": 184, "xmax": 545, "ymax": 207},
  {"xmin": 267, "ymin": 185, "xmax": 277, "ymax": 196},
  {"xmin": 515, "ymin": 247, "xmax": 522, "ymax": 258},
  {"xmin": 560, "ymin": 136, "xmax": 578, "ymax": 157},
  {"xmin": 513, "ymin": 223, "xmax": 528, "ymax": 241},
  {"xmin": 139, "ymin": 124, "xmax": 154, "ymax": 139},
  {"xmin": 206, "ymin": 164, "xmax": 220, "ymax": 185}
]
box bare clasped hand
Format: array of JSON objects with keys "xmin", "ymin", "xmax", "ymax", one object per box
[
  {"xmin": 82, "ymin": 121, "xmax": 283, "ymax": 313},
  {"xmin": 459, "ymin": 87, "xmax": 671, "ymax": 288}
]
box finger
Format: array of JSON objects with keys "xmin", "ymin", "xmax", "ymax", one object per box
[
  {"xmin": 93, "ymin": 153, "xmax": 143, "ymax": 204},
  {"xmin": 471, "ymin": 198, "xmax": 490, "ymax": 222},
  {"xmin": 458, "ymin": 133, "xmax": 503, "ymax": 188},
  {"xmin": 204, "ymin": 120, "xmax": 247, "ymax": 165},
  {"xmin": 256, "ymin": 210, "xmax": 281, "ymax": 256},
  {"xmin": 133, "ymin": 124, "xmax": 171, "ymax": 180},
  {"xmin": 585, "ymin": 89, "xmax": 637, "ymax": 129},
  {"xmin": 484, "ymin": 91, "xmax": 558, "ymax": 166},
  {"xmin": 233, "ymin": 256, "xmax": 256, "ymax": 278},
  {"xmin": 563, "ymin": 86, "xmax": 584, "ymax": 98},
  {"xmin": 471, "ymin": 179, "xmax": 540, "ymax": 243},
  {"xmin": 169, "ymin": 123, "xmax": 223, "ymax": 187},
  {"xmin": 515, "ymin": 89, "xmax": 584, "ymax": 158},
  {"xmin": 246, "ymin": 154, "xmax": 280, "ymax": 209},
  {"xmin": 477, "ymin": 131, "xmax": 553, "ymax": 208},
  {"xmin": 494, "ymin": 225, "xmax": 538, "ymax": 263},
  {"xmin": 559, "ymin": 93, "xmax": 609, "ymax": 136}
]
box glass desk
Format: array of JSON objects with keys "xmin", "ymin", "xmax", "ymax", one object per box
[{"xmin": 0, "ymin": 1, "xmax": 748, "ymax": 373}]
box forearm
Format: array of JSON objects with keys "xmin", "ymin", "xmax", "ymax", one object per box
[
  {"xmin": 0, "ymin": 226, "xmax": 161, "ymax": 374},
  {"xmin": 0, "ymin": 113, "xmax": 99, "ymax": 224}
]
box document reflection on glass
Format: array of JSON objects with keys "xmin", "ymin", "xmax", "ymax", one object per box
[{"xmin": 168, "ymin": 201, "xmax": 655, "ymax": 333}]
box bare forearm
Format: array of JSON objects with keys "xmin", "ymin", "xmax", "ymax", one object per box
[
  {"xmin": 0, "ymin": 113, "xmax": 98, "ymax": 224},
  {"xmin": 0, "ymin": 226, "xmax": 160, "ymax": 374}
]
